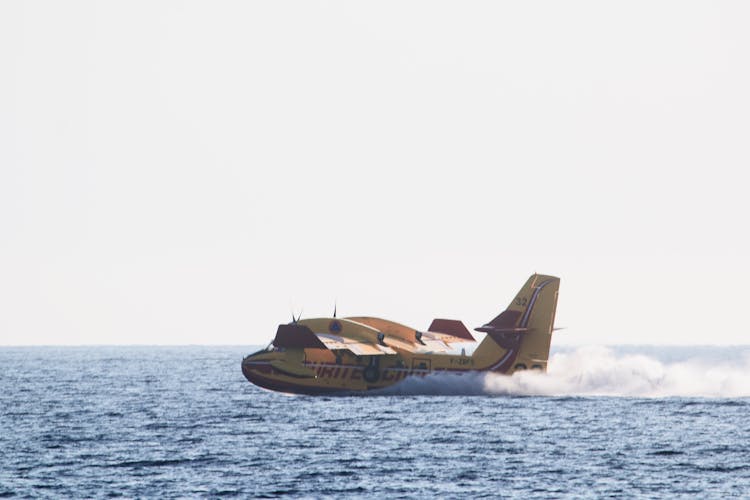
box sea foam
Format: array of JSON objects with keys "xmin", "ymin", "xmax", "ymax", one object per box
[{"xmin": 379, "ymin": 346, "xmax": 750, "ymax": 397}]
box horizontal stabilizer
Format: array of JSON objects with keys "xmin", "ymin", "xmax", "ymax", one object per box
[
  {"xmin": 428, "ymin": 319, "xmax": 475, "ymax": 341},
  {"xmin": 474, "ymin": 326, "xmax": 529, "ymax": 334}
]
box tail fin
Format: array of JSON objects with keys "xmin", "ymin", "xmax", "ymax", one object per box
[{"xmin": 473, "ymin": 274, "xmax": 560, "ymax": 372}]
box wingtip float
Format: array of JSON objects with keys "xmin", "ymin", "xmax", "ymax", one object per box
[{"xmin": 242, "ymin": 274, "xmax": 560, "ymax": 395}]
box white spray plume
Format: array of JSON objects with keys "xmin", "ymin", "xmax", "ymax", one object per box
[{"xmin": 378, "ymin": 346, "xmax": 750, "ymax": 398}]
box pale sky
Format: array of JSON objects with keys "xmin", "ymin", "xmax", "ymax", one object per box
[{"xmin": 1, "ymin": 1, "xmax": 749, "ymax": 346}]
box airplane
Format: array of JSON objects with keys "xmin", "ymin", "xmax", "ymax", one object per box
[{"xmin": 241, "ymin": 273, "xmax": 560, "ymax": 395}]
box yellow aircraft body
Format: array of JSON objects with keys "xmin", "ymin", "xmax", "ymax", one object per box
[{"xmin": 242, "ymin": 274, "xmax": 560, "ymax": 395}]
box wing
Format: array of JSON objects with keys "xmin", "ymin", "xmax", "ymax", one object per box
[
  {"xmin": 346, "ymin": 316, "xmax": 469, "ymax": 354},
  {"xmin": 275, "ymin": 317, "xmax": 472, "ymax": 356},
  {"xmin": 316, "ymin": 333, "xmax": 396, "ymax": 356},
  {"xmin": 272, "ymin": 323, "xmax": 396, "ymax": 356}
]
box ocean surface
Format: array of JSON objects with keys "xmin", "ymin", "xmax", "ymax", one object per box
[{"xmin": 2, "ymin": 345, "xmax": 750, "ymax": 498}]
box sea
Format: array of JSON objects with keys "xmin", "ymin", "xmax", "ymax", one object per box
[{"xmin": 2, "ymin": 345, "xmax": 750, "ymax": 498}]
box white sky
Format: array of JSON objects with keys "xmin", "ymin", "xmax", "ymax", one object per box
[{"xmin": 1, "ymin": 1, "xmax": 749, "ymax": 346}]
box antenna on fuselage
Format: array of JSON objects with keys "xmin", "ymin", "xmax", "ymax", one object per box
[
  {"xmin": 333, "ymin": 301, "xmax": 337, "ymax": 318},
  {"xmin": 290, "ymin": 307, "xmax": 303, "ymax": 324}
]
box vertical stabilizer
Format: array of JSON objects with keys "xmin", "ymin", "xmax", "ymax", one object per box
[{"xmin": 473, "ymin": 274, "xmax": 560, "ymax": 372}]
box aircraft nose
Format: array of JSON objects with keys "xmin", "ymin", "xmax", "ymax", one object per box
[
  {"xmin": 241, "ymin": 353, "xmax": 272, "ymax": 379},
  {"xmin": 241, "ymin": 359, "xmax": 257, "ymax": 381},
  {"xmin": 241, "ymin": 355, "xmax": 256, "ymax": 379}
]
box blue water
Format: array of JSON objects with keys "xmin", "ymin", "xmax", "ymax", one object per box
[{"xmin": 2, "ymin": 346, "xmax": 750, "ymax": 498}]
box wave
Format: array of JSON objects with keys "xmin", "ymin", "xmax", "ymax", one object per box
[{"xmin": 378, "ymin": 346, "xmax": 750, "ymax": 397}]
